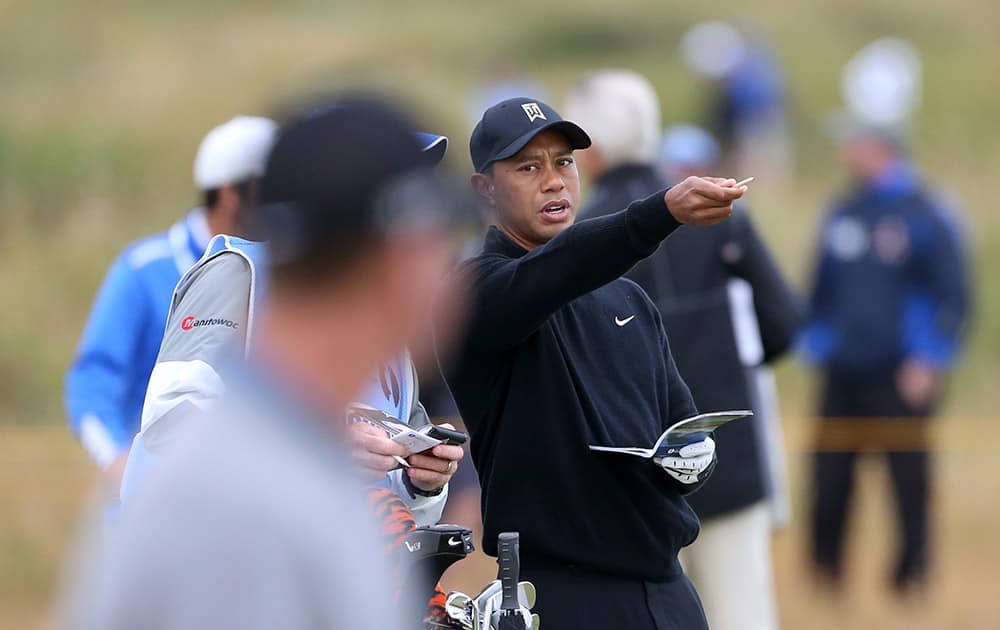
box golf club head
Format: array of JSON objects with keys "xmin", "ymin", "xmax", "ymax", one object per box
[
  {"xmin": 519, "ymin": 581, "xmax": 536, "ymax": 609},
  {"xmin": 445, "ymin": 591, "xmax": 474, "ymax": 629},
  {"xmin": 474, "ymin": 583, "xmax": 535, "ymax": 611},
  {"xmin": 471, "ymin": 582, "xmax": 537, "ymax": 630},
  {"xmin": 471, "ymin": 580, "xmax": 501, "ymax": 630},
  {"xmin": 446, "ymin": 591, "xmax": 471, "ymax": 612}
]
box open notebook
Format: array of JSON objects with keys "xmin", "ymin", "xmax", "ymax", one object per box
[{"xmin": 588, "ymin": 410, "xmax": 752, "ymax": 459}]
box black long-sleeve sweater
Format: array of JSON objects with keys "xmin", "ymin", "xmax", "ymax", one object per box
[{"xmin": 440, "ymin": 190, "xmax": 704, "ymax": 581}]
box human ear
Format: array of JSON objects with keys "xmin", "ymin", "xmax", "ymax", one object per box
[{"xmin": 470, "ymin": 173, "xmax": 496, "ymax": 207}]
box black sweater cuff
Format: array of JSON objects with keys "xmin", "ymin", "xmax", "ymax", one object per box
[{"xmin": 624, "ymin": 188, "xmax": 681, "ymax": 254}]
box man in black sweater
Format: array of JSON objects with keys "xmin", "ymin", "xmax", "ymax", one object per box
[{"xmin": 438, "ymin": 97, "xmax": 746, "ymax": 629}]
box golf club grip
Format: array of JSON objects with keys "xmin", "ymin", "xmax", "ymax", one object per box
[{"xmin": 496, "ymin": 532, "xmax": 520, "ymax": 611}]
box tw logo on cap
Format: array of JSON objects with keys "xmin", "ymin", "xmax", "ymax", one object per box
[{"xmin": 521, "ymin": 103, "xmax": 547, "ymax": 123}]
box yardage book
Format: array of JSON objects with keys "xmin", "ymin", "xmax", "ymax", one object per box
[
  {"xmin": 588, "ymin": 410, "xmax": 753, "ymax": 459},
  {"xmin": 346, "ymin": 403, "xmax": 444, "ymax": 454}
]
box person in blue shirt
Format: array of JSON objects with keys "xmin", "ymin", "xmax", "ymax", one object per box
[
  {"xmin": 801, "ymin": 118, "xmax": 971, "ymax": 594},
  {"xmin": 64, "ymin": 116, "xmax": 278, "ymax": 492}
]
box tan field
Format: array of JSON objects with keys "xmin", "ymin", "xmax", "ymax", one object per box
[
  {"xmin": 3, "ymin": 411, "xmax": 999, "ymax": 629},
  {"xmin": 2, "ymin": 0, "xmax": 999, "ymax": 628}
]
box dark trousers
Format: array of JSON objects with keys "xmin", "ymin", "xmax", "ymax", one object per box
[
  {"xmin": 522, "ymin": 566, "xmax": 708, "ymax": 630},
  {"xmin": 811, "ymin": 372, "xmax": 933, "ymax": 591}
]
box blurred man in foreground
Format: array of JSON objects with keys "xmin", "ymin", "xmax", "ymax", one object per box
[
  {"xmin": 566, "ymin": 71, "xmax": 801, "ymax": 630},
  {"xmin": 64, "ymin": 116, "xmax": 277, "ymax": 490},
  {"xmin": 802, "ymin": 118, "xmax": 971, "ymax": 595},
  {"xmin": 439, "ymin": 97, "xmax": 745, "ymax": 629},
  {"xmin": 64, "ymin": 101, "xmax": 465, "ymax": 630},
  {"xmin": 123, "ymin": 123, "xmax": 460, "ymax": 527}
]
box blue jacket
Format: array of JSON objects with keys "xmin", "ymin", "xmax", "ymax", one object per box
[
  {"xmin": 802, "ymin": 163, "xmax": 970, "ymax": 376},
  {"xmin": 65, "ymin": 210, "xmax": 211, "ymax": 467}
]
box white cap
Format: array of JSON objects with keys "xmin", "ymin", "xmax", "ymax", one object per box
[
  {"xmin": 564, "ymin": 69, "xmax": 662, "ymax": 168},
  {"xmin": 193, "ymin": 116, "xmax": 278, "ymax": 190},
  {"xmin": 841, "ymin": 37, "xmax": 922, "ymax": 128}
]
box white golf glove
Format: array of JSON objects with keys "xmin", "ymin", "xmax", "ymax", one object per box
[{"xmin": 656, "ymin": 436, "xmax": 716, "ymax": 485}]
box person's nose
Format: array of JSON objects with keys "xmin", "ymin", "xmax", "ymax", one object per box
[{"xmin": 540, "ymin": 163, "xmax": 566, "ymax": 194}]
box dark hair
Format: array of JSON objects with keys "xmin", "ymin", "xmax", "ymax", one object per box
[
  {"xmin": 268, "ymin": 231, "xmax": 381, "ymax": 291},
  {"xmin": 202, "ymin": 179, "xmax": 258, "ymax": 213},
  {"xmin": 202, "ymin": 188, "xmax": 220, "ymax": 209}
]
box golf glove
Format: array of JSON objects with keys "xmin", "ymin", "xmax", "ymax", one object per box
[{"xmin": 656, "ymin": 436, "xmax": 716, "ymax": 485}]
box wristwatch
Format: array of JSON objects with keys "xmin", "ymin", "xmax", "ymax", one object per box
[{"xmin": 403, "ymin": 473, "xmax": 445, "ymax": 498}]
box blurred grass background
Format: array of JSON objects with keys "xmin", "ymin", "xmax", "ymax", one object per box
[{"xmin": 1, "ymin": 0, "xmax": 998, "ymax": 627}]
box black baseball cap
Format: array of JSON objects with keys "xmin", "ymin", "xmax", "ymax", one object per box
[
  {"xmin": 470, "ymin": 97, "xmax": 591, "ymax": 173},
  {"xmin": 251, "ymin": 98, "xmax": 467, "ymax": 265}
]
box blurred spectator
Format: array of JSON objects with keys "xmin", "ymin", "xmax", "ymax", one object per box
[
  {"xmin": 63, "ymin": 116, "xmax": 277, "ymax": 493},
  {"xmin": 801, "ymin": 117, "xmax": 971, "ymax": 595},
  {"xmin": 680, "ymin": 21, "xmax": 792, "ymax": 188},
  {"xmin": 62, "ymin": 100, "xmax": 466, "ymax": 630},
  {"xmin": 566, "ymin": 71, "xmax": 802, "ymax": 630},
  {"xmin": 466, "ymin": 61, "xmax": 549, "ymax": 126}
]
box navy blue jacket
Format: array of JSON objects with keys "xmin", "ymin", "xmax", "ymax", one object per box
[{"xmin": 802, "ymin": 163, "xmax": 970, "ymax": 376}]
